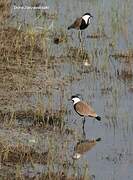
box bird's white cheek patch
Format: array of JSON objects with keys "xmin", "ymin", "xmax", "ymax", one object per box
[
  {"xmin": 82, "ymin": 15, "xmax": 90, "ymax": 24},
  {"xmin": 73, "ymin": 98, "xmax": 80, "ymax": 105}
]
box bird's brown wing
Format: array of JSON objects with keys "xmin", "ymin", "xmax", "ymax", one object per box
[
  {"xmin": 75, "ymin": 101, "xmax": 97, "ymax": 117},
  {"xmin": 69, "ymin": 17, "xmax": 82, "ymax": 29}
]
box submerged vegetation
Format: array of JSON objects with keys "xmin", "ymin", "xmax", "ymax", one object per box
[
  {"xmin": 0, "ymin": 4, "xmax": 94, "ymax": 179},
  {"xmin": 0, "ymin": 0, "xmax": 11, "ymax": 22}
]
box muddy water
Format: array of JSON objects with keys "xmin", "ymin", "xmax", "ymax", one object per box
[{"xmin": 8, "ymin": 0, "xmax": 133, "ymax": 179}]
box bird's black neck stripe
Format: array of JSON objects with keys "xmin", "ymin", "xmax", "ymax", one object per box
[
  {"xmin": 80, "ymin": 19, "xmax": 89, "ymax": 30},
  {"xmin": 74, "ymin": 104, "xmax": 84, "ymax": 117}
]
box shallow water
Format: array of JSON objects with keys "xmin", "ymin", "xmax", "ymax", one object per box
[{"xmin": 3, "ymin": 0, "xmax": 133, "ymax": 179}]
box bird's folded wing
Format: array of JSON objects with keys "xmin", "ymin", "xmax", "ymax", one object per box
[
  {"xmin": 70, "ymin": 17, "xmax": 82, "ymax": 29},
  {"xmin": 75, "ymin": 101, "xmax": 96, "ymax": 117}
]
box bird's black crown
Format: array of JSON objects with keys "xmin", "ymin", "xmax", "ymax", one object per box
[
  {"xmin": 71, "ymin": 93, "xmax": 82, "ymax": 99},
  {"xmin": 71, "ymin": 95, "xmax": 79, "ymax": 99},
  {"xmin": 83, "ymin": 13, "xmax": 93, "ymax": 18}
]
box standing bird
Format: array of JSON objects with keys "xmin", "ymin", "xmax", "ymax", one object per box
[
  {"xmin": 68, "ymin": 13, "xmax": 93, "ymax": 30},
  {"xmin": 71, "ymin": 95, "xmax": 101, "ymax": 136},
  {"xmin": 68, "ymin": 13, "xmax": 93, "ymax": 43}
]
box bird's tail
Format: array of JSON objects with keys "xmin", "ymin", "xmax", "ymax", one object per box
[
  {"xmin": 67, "ymin": 26, "xmax": 72, "ymax": 30},
  {"xmin": 68, "ymin": 24, "xmax": 74, "ymax": 30},
  {"xmin": 96, "ymin": 137, "xmax": 101, "ymax": 142},
  {"xmin": 95, "ymin": 116, "xmax": 101, "ymax": 121}
]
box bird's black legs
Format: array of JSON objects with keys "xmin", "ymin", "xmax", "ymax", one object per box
[
  {"xmin": 78, "ymin": 31, "xmax": 84, "ymax": 53},
  {"xmin": 78, "ymin": 30, "xmax": 82, "ymax": 43},
  {"xmin": 82, "ymin": 117, "xmax": 86, "ymax": 138},
  {"xmin": 78, "ymin": 31, "xmax": 83, "ymax": 45}
]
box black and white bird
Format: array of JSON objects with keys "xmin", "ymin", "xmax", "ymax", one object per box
[
  {"xmin": 71, "ymin": 95, "xmax": 101, "ymax": 136},
  {"xmin": 68, "ymin": 13, "xmax": 93, "ymax": 30}
]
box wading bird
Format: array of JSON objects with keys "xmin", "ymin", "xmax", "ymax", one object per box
[
  {"xmin": 68, "ymin": 13, "xmax": 93, "ymax": 42},
  {"xmin": 71, "ymin": 95, "xmax": 101, "ymax": 137}
]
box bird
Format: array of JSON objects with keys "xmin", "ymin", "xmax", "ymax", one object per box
[
  {"xmin": 71, "ymin": 95, "xmax": 101, "ymax": 136},
  {"xmin": 68, "ymin": 13, "xmax": 93, "ymax": 43},
  {"xmin": 73, "ymin": 137, "xmax": 101, "ymax": 159},
  {"xmin": 68, "ymin": 13, "xmax": 93, "ymax": 30}
]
